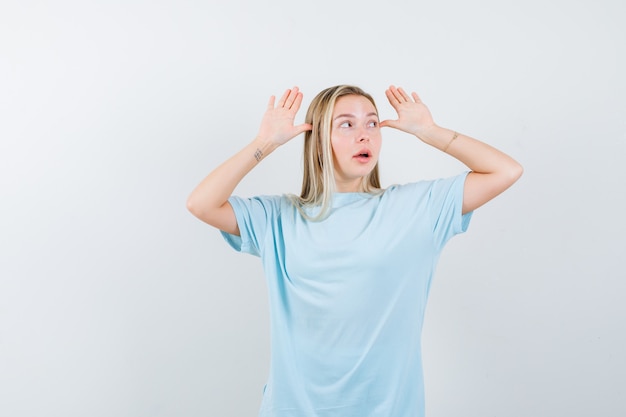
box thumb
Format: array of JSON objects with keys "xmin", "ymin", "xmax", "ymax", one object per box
[
  {"xmin": 379, "ymin": 119, "xmax": 399, "ymax": 129},
  {"xmin": 295, "ymin": 123, "xmax": 313, "ymax": 135}
]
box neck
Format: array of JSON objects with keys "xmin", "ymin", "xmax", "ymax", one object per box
[{"xmin": 334, "ymin": 178, "xmax": 364, "ymax": 193}]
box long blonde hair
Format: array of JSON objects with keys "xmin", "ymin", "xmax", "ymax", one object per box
[{"xmin": 292, "ymin": 85, "xmax": 382, "ymax": 220}]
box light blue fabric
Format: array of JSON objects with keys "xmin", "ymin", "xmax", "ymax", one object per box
[{"xmin": 221, "ymin": 173, "xmax": 472, "ymax": 417}]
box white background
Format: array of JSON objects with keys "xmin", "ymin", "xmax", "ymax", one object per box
[{"xmin": 1, "ymin": 0, "xmax": 624, "ymax": 416}]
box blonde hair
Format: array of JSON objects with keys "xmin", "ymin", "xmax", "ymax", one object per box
[{"xmin": 291, "ymin": 85, "xmax": 383, "ymax": 220}]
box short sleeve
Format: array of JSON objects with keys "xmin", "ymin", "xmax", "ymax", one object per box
[
  {"xmin": 220, "ymin": 195, "xmax": 281, "ymax": 257},
  {"xmin": 429, "ymin": 172, "xmax": 473, "ymax": 249}
]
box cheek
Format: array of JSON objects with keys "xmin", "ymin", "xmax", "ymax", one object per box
[
  {"xmin": 373, "ymin": 135, "xmax": 383, "ymax": 153},
  {"xmin": 330, "ymin": 138, "xmax": 339, "ymax": 157},
  {"xmin": 331, "ymin": 136, "xmax": 349, "ymax": 155},
  {"xmin": 329, "ymin": 138, "xmax": 337, "ymax": 152}
]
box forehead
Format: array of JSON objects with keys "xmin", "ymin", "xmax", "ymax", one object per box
[{"xmin": 333, "ymin": 94, "xmax": 377, "ymax": 116}]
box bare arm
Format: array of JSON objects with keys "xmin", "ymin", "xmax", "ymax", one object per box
[
  {"xmin": 380, "ymin": 86, "xmax": 523, "ymax": 214},
  {"xmin": 186, "ymin": 87, "xmax": 312, "ymax": 235}
]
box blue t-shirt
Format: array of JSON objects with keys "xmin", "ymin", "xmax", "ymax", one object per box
[{"xmin": 221, "ymin": 173, "xmax": 472, "ymax": 417}]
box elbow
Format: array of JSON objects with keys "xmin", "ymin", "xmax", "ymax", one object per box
[
  {"xmin": 511, "ymin": 160, "xmax": 524, "ymax": 182},
  {"xmin": 186, "ymin": 195, "xmax": 226, "ymax": 226},
  {"xmin": 504, "ymin": 160, "xmax": 524, "ymax": 188},
  {"xmin": 187, "ymin": 196, "xmax": 213, "ymax": 223},
  {"xmin": 186, "ymin": 195, "xmax": 201, "ymax": 217}
]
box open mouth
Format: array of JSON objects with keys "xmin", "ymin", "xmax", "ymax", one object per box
[{"xmin": 353, "ymin": 150, "xmax": 371, "ymax": 162}]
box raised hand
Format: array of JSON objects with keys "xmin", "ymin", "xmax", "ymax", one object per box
[
  {"xmin": 256, "ymin": 87, "xmax": 312, "ymax": 147},
  {"xmin": 380, "ymin": 85, "xmax": 436, "ymax": 138}
]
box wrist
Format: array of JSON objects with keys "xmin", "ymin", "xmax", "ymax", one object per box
[
  {"xmin": 250, "ymin": 136, "xmax": 279, "ymax": 162},
  {"xmin": 415, "ymin": 125, "xmax": 456, "ymax": 151},
  {"xmin": 414, "ymin": 124, "xmax": 442, "ymax": 144}
]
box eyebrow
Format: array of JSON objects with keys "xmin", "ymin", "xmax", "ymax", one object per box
[{"xmin": 333, "ymin": 112, "xmax": 379, "ymax": 121}]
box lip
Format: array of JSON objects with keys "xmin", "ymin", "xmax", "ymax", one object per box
[{"xmin": 352, "ymin": 148, "xmax": 371, "ymax": 158}]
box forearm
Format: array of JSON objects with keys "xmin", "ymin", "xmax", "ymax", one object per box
[
  {"xmin": 416, "ymin": 124, "xmax": 522, "ymax": 213},
  {"xmin": 381, "ymin": 86, "xmax": 522, "ymax": 213},
  {"xmin": 186, "ymin": 137, "xmax": 277, "ymax": 220},
  {"xmin": 417, "ymin": 125, "xmax": 522, "ymax": 177},
  {"xmin": 186, "ymin": 86, "xmax": 309, "ymax": 231}
]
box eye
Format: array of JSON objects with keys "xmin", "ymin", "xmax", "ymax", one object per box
[
  {"xmin": 368, "ymin": 120, "xmax": 379, "ymax": 128},
  {"xmin": 339, "ymin": 121, "xmax": 352, "ymax": 128}
]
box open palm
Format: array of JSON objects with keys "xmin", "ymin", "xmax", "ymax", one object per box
[
  {"xmin": 380, "ymin": 85, "xmax": 435, "ymax": 137},
  {"xmin": 257, "ymin": 87, "xmax": 312, "ymax": 146}
]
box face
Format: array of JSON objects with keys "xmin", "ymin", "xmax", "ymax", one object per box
[{"xmin": 330, "ymin": 94, "xmax": 382, "ymax": 192}]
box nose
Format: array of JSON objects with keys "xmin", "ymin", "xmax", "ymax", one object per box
[{"xmin": 357, "ymin": 127, "xmax": 370, "ymax": 142}]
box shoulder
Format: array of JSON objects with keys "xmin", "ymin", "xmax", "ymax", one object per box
[
  {"xmin": 381, "ymin": 173, "xmax": 469, "ymax": 210},
  {"xmin": 385, "ymin": 173, "xmax": 469, "ymax": 196},
  {"xmin": 385, "ymin": 180, "xmax": 431, "ymax": 195},
  {"xmin": 229, "ymin": 193, "xmax": 295, "ymax": 216},
  {"xmin": 382, "ymin": 179, "xmax": 436, "ymax": 201}
]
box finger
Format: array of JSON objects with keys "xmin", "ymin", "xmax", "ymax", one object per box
[
  {"xmin": 285, "ymin": 87, "xmax": 300, "ymax": 109},
  {"xmin": 379, "ymin": 119, "xmax": 398, "ymax": 129},
  {"xmin": 388, "ymin": 85, "xmax": 406, "ymax": 103},
  {"xmin": 291, "ymin": 91, "xmax": 304, "ymax": 112},
  {"xmin": 411, "ymin": 92, "xmax": 421, "ymax": 102},
  {"xmin": 397, "ymin": 87, "xmax": 411, "ymax": 102},
  {"xmin": 295, "ymin": 122, "xmax": 313, "ymax": 135},
  {"xmin": 284, "ymin": 86, "xmax": 300, "ymax": 109},
  {"xmin": 267, "ymin": 95, "xmax": 276, "ymax": 110},
  {"xmin": 277, "ymin": 88, "xmax": 291, "ymax": 107},
  {"xmin": 385, "ymin": 87, "xmax": 400, "ymax": 105}
]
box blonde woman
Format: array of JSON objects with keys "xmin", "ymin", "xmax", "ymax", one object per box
[{"xmin": 187, "ymin": 85, "xmax": 522, "ymax": 417}]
